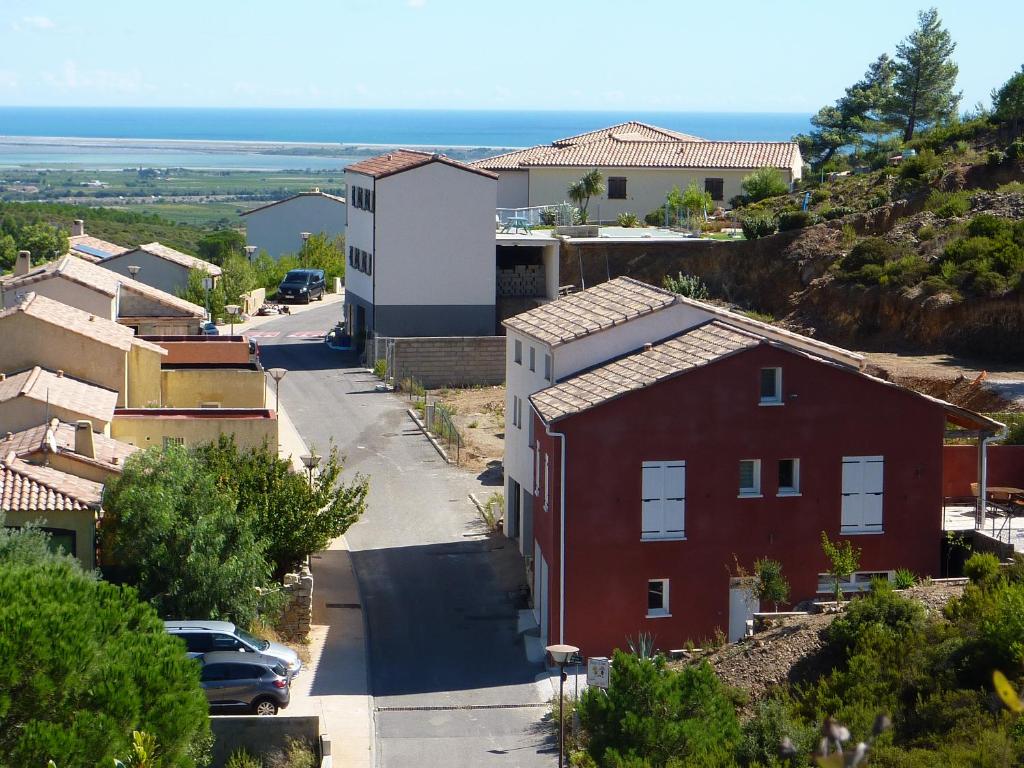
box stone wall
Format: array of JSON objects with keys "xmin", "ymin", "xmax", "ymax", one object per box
[
  {"xmin": 497, "ymin": 264, "xmax": 545, "ymax": 297},
  {"xmin": 276, "ymin": 565, "xmax": 313, "ymax": 642},
  {"xmin": 381, "ymin": 336, "xmax": 506, "ymax": 388}
]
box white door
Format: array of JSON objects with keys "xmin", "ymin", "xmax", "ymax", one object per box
[
  {"xmin": 533, "ymin": 543, "xmax": 549, "ymax": 647},
  {"xmin": 728, "ymin": 582, "xmax": 758, "ymax": 642}
]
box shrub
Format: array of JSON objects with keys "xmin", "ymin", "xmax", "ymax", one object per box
[
  {"xmin": 893, "ymin": 568, "xmax": 918, "ymax": 589},
  {"xmin": 373, "ymin": 358, "xmax": 386, "ymax": 379},
  {"xmin": 823, "ymin": 206, "xmax": 856, "ymax": 220},
  {"xmin": 752, "ymin": 558, "xmax": 790, "ymax": 610},
  {"xmin": 917, "ymin": 224, "xmax": 936, "ymax": 241},
  {"xmin": 662, "ymin": 272, "xmax": 709, "ymax": 300},
  {"xmin": 964, "ymin": 552, "xmax": 1002, "ymax": 587},
  {"xmin": 821, "ymin": 531, "xmax": 861, "ymax": 603},
  {"xmin": 645, "ymin": 208, "xmax": 666, "ymax": 226},
  {"xmin": 616, "ymin": 211, "xmax": 640, "ymax": 227},
  {"xmin": 827, "ymin": 580, "xmax": 926, "ymax": 655},
  {"xmin": 988, "ymin": 149, "xmax": 1007, "ymax": 167},
  {"xmin": 868, "ymin": 191, "xmax": 890, "ymax": 208},
  {"xmin": 777, "ymin": 210, "xmax": 816, "ymax": 231},
  {"xmin": 739, "ymin": 697, "xmax": 817, "ymax": 767},
  {"xmin": 840, "ymin": 238, "xmax": 901, "ymax": 272},
  {"xmin": 925, "ymin": 189, "xmax": 971, "ymax": 218},
  {"xmin": 227, "ymin": 749, "xmax": 263, "ymax": 768},
  {"xmin": 741, "ymin": 167, "xmax": 789, "ymax": 202},
  {"xmin": 810, "ymin": 189, "xmax": 829, "ymax": 204},
  {"xmin": 539, "ymin": 207, "xmax": 557, "ymax": 226},
  {"xmin": 1007, "ymin": 140, "xmax": 1024, "ymax": 161},
  {"xmin": 898, "ymin": 148, "xmax": 942, "ymax": 180},
  {"xmin": 740, "ymin": 214, "xmax": 777, "ymax": 240}
]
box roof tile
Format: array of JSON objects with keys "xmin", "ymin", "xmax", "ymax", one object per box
[
  {"xmin": 0, "ymin": 457, "xmax": 103, "ymax": 512},
  {"xmin": 0, "ymin": 367, "xmax": 118, "ymax": 424},
  {"xmin": 116, "ymin": 243, "xmax": 222, "ymax": 276},
  {"xmin": 0, "ymin": 420, "xmax": 138, "ymax": 472},
  {"xmin": 347, "ymin": 149, "xmax": 498, "ymax": 180}
]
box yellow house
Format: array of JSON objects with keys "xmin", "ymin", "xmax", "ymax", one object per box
[
  {"xmin": 0, "ymin": 419, "xmax": 138, "ymax": 485},
  {"xmin": 0, "ymin": 292, "xmax": 164, "ymax": 408},
  {"xmin": 111, "ymin": 408, "xmax": 278, "ymax": 452},
  {"xmin": 0, "ymin": 367, "xmax": 117, "ymax": 434}
]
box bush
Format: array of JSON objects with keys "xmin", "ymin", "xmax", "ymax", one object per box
[
  {"xmin": 893, "ymin": 568, "xmax": 918, "ymax": 589},
  {"xmin": 1007, "ymin": 140, "xmax": 1024, "ymax": 161},
  {"xmin": 988, "ymin": 149, "xmax": 1007, "ymax": 167},
  {"xmin": 810, "ymin": 189, "xmax": 829, "ymax": 204},
  {"xmin": 227, "ymin": 750, "xmax": 263, "ymax": 768},
  {"xmin": 662, "ymin": 272, "xmax": 709, "ymax": 300},
  {"xmin": 827, "ymin": 580, "xmax": 926, "ymax": 656},
  {"xmin": 964, "ymin": 552, "xmax": 1002, "ymax": 587},
  {"xmin": 373, "ymin": 358, "xmax": 386, "ymax": 379},
  {"xmin": 777, "ymin": 210, "xmax": 816, "ymax": 231},
  {"xmin": 739, "ymin": 697, "xmax": 817, "ymax": 768},
  {"xmin": 645, "ymin": 208, "xmax": 665, "ymax": 226},
  {"xmin": 868, "ymin": 191, "xmax": 890, "ymax": 209},
  {"xmin": 741, "ymin": 214, "xmax": 777, "ymax": 240},
  {"xmin": 752, "ymin": 558, "xmax": 790, "ymax": 610},
  {"xmin": 741, "ymin": 167, "xmax": 790, "ymax": 202},
  {"xmin": 823, "ymin": 206, "xmax": 856, "ymax": 220},
  {"xmin": 917, "ymin": 224, "xmax": 936, "ymax": 241},
  {"xmin": 925, "ymin": 189, "xmax": 971, "ymax": 218},
  {"xmin": 616, "ymin": 212, "xmax": 640, "ymax": 227},
  {"xmin": 898, "ymin": 148, "xmax": 943, "ymax": 180},
  {"xmin": 840, "ymin": 238, "xmax": 901, "ymax": 272}
]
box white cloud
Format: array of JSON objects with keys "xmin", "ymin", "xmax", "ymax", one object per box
[
  {"xmin": 18, "ymin": 16, "xmax": 56, "ymax": 30},
  {"xmin": 43, "ymin": 60, "xmax": 146, "ymax": 95},
  {"xmin": 407, "ymin": 0, "xmax": 426, "ymax": 8}
]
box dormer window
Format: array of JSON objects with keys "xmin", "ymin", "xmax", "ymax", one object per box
[{"xmin": 760, "ymin": 367, "xmax": 782, "ymax": 405}]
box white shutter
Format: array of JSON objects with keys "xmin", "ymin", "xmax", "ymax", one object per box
[
  {"xmin": 842, "ymin": 456, "xmax": 884, "ymax": 532},
  {"xmin": 841, "ymin": 458, "xmax": 864, "ymax": 531},
  {"xmin": 641, "ymin": 463, "xmax": 664, "ymax": 536},
  {"xmin": 664, "ymin": 462, "xmax": 686, "ymax": 535},
  {"xmin": 862, "ymin": 457, "xmax": 884, "ymax": 529}
]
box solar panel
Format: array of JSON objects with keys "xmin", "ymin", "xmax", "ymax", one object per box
[{"xmin": 72, "ymin": 243, "xmax": 116, "ymax": 259}]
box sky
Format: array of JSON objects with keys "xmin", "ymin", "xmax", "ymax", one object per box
[{"xmin": 0, "ymin": 0, "xmax": 1020, "ymax": 113}]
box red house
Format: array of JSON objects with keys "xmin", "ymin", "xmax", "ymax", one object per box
[{"xmin": 526, "ymin": 318, "xmax": 999, "ymax": 657}]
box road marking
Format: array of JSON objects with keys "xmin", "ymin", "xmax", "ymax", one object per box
[
  {"xmin": 376, "ymin": 703, "xmax": 548, "ymax": 712},
  {"xmin": 287, "ymin": 331, "xmax": 326, "ymax": 338},
  {"xmin": 244, "ymin": 330, "xmax": 281, "ymax": 338}
]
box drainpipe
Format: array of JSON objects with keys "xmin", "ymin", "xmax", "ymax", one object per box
[{"xmin": 543, "ymin": 415, "xmax": 568, "ymax": 645}]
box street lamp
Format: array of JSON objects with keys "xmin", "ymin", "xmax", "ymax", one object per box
[
  {"xmin": 267, "ymin": 367, "xmax": 287, "ymax": 412},
  {"xmin": 225, "ymin": 304, "xmax": 240, "ymax": 337},
  {"xmin": 546, "ymin": 643, "xmax": 580, "ymax": 768},
  {"xmin": 244, "ymin": 245, "xmax": 257, "ymax": 263},
  {"xmin": 202, "ymin": 276, "xmax": 215, "ymax": 320},
  {"xmin": 299, "ymin": 231, "xmax": 311, "ymax": 263},
  {"xmin": 300, "ymin": 452, "xmax": 321, "ymax": 487},
  {"xmin": 127, "ymin": 265, "xmax": 141, "ymax": 280}
]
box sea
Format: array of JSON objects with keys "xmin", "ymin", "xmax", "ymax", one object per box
[{"xmin": 0, "ymin": 107, "xmax": 812, "ymax": 171}]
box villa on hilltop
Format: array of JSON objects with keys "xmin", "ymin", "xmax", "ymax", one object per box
[{"xmin": 472, "ymin": 121, "xmax": 803, "ymax": 218}]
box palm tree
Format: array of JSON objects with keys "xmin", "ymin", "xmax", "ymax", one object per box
[{"xmin": 567, "ymin": 169, "xmax": 605, "ymax": 223}]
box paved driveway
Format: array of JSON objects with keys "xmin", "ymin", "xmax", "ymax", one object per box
[{"xmin": 253, "ymin": 304, "xmax": 553, "ymax": 768}]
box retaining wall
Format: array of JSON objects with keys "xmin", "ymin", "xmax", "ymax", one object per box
[
  {"xmin": 208, "ymin": 715, "xmax": 321, "ymax": 768},
  {"xmin": 378, "ymin": 335, "xmax": 506, "ymax": 388}
]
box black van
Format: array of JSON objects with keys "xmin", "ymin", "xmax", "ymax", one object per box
[{"xmin": 277, "ymin": 268, "xmax": 326, "ymax": 303}]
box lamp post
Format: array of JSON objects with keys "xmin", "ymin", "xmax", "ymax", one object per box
[
  {"xmin": 546, "ymin": 643, "xmax": 580, "ymax": 768},
  {"xmin": 267, "ymin": 367, "xmax": 287, "ymax": 412},
  {"xmin": 299, "ymin": 232, "xmax": 311, "ymax": 263},
  {"xmin": 202, "ymin": 276, "xmax": 214, "ymax": 320},
  {"xmin": 300, "ymin": 452, "xmax": 321, "ymax": 487},
  {"xmin": 244, "ymin": 245, "xmax": 257, "ymax": 263},
  {"xmin": 127, "ymin": 265, "xmax": 141, "ymax": 280},
  {"xmin": 225, "ymin": 304, "xmax": 240, "ymax": 337}
]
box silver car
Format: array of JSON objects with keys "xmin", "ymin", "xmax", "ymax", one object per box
[
  {"xmin": 165, "ymin": 620, "xmax": 302, "ymax": 676},
  {"xmin": 198, "ymin": 651, "xmax": 291, "ymax": 715}
]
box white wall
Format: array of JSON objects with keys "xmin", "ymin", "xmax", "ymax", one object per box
[
  {"xmin": 496, "ymin": 170, "xmax": 529, "ymax": 209},
  {"xmin": 343, "ymin": 172, "xmax": 375, "ymax": 308},
  {"xmin": 244, "ymin": 195, "xmax": 347, "ymax": 259},
  {"xmin": 100, "ymin": 251, "xmax": 191, "ymax": 295},
  {"xmin": 2, "ymin": 276, "xmax": 115, "ymax": 319},
  {"xmin": 374, "ymin": 163, "xmax": 496, "ymax": 308}
]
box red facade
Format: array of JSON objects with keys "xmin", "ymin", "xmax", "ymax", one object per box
[
  {"xmin": 531, "ymin": 343, "xmax": 948, "ymax": 657},
  {"xmin": 943, "ymin": 444, "xmax": 1024, "ymax": 497}
]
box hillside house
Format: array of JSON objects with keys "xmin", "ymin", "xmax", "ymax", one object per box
[
  {"xmin": 472, "ymin": 121, "xmax": 802, "ymax": 217},
  {"xmin": 241, "ymin": 189, "xmax": 347, "ymax": 259},
  {"xmin": 101, "ymin": 242, "xmax": 222, "ymax": 296},
  {"xmin": 0, "ymin": 367, "xmax": 117, "ymax": 434}
]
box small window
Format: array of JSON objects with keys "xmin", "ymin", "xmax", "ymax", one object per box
[
  {"xmin": 367, "ymin": 253, "xmax": 373, "ymax": 275},
  {"xmin": 512, "ymin": 395, "xmax": 520, "ymax": 428},
  {"xmin": 514, "ymin": 339, "xmax": 522, "ymax": 364},
  {"xmin": 759, "ymin": 367, "xmax": 782, "ymax": 404},
  {"xmin": 608, "ymin": 177, "xmax": 627, "ymax": 199},
  {"xmin": 529, "ymin": 346, "xmax": 536, "ymax": 372},
  {"xmin": 544, "ymin": 354, "xmax": 552, "ymax": 382},
  {"xmin": 517, "ymin": 397, "xmax": 523, "ymax": 430},
  {"xmin": 369, "ymin": 190, "xmax": 375, "ymax": 212},
  {"xmin": 778, "ymin": 459, "xmax": 800, "ymax": 495},
  {"xmin": 739, "ymin": 459, "xmax": 761, "ymax": 496},
  {"xmin": 704, "ymin": 177, "xmax": 724, "ymax": 201},
  {"xmin": 647, "ymin": 579, "xmax": 669, "ymax": 617},
  {"xmin": 163, "ymin": 436, "xmax": 184, "ymax": 449}
]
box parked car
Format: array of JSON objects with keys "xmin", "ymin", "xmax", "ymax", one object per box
[
  {"xmin": 278, "ymin": 268, "xmax": 326, "ymax": 303},
  {"xmin": 164, "ymin": 620, "xmax": 302, "ymax": 676},
  {"xmin": 199, "ymin": 320, "xmax": 219, "ymax": 335},
  {"xmin": 197, "ymin": 651, "xmax": 291, "ymax": 715}
]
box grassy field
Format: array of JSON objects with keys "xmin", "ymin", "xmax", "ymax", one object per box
[{"xmin": 103, "ymin": 201, "xmax": 247, "ymax": 227}]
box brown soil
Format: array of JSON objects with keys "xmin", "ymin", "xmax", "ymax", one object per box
[
  {"xmin": 862, "ymin": 351, "xmax": 1024, "ymax": 410},
  {"xmin": 434, "ymin": 385, "xmax": 506, "ymax": 473}
]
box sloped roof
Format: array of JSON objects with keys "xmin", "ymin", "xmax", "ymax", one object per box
[
  {"xmin": 240, "ymin": 190, "xmax": 347, "ymax": 217},
  {"xmin": 0, "ymin": 367, "xmax": 118, "ymax": 425},
  {"xmin": 69, "ymin": 234, "xmax": 130, "ymax": 262},
  {"xmin": 503, "ymin": 277, "xmax": 677, "ymax": 347},
  {"xmin": 0, "ymin": 292, "xmax": 166, "ymax": 356},
  {"xmin": 111, "ymin": 242, "xmax": 222, "ymax": 277},
  {"xmin": 531, "ymin": 320, "xmax": 761, "ymax": 422},
  {"xmin": 0, "ymin": 420, "xmax": 138, "ymax": 473},
  {"xmin": 472, "ymin": 121, "xmax": 800, "ymax": 172},
  {"xmin": 347, "ymin": 149, "xmax": 498, "ymax": 180},
  {"xmin": 0, "ymin": 456, "xmax": 103, "ymax": 512}
]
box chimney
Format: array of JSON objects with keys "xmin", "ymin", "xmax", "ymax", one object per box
[
  {"xmin": 72, "ymin": 219, "xmax": 85, "ymax": 237},
  {"xmin": 14, "ymin": 250, "xmax": 31, "ymax": 277},
  {"xmin": 75, "ymin": 420, "xmax": 96, "ymax": 459},
  {"xmin": 56, "ymin": 369, "xmax": 64, "ymax": 378},
  {"xmin": 0, "ymin": 373, "xmax": 5, "ymax": 382},
  {"xmin": 643, "ymin": 342, "xmax": 653, "ymax": 351}
]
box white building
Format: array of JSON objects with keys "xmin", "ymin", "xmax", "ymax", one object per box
[
  {"xmin": 473, "ymin": 121, "xmax": 803, "ymax": 217},
  {"xmin": 343, "ymin": 150, "xmax": 500, "ymax": 339},
  {"xmin": 240, "ymin": 189, "xmax": 347, "ymax": 259},
  {"xmin": 501, "ymin": 277, "xmax": 861, "ymax": 555}
]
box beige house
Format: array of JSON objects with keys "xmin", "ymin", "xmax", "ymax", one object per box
[
  {"xmin": 0, "ymin": 252, "xmax": 206, "ymax": 335},
  {"xmin": 0, "ymin": 367, "xmax": 118, "ymax": 434},
  {"xmin": 67, "ymin": 219, "xmax": 130, "ymax": 263},
  {"xmin": 111, "ymin": 408, "xmax": 277, "ymax": 452},
  {"xmin": 101, "ymin": 242, "xmax": 222, "ymax": 296},
  {"xmin": 472, "ymin": 121, "xmax": 803, "ymax": 218},
  {"xmin": 0, "ymin": 419, "xmax": 138, "ymax": 485},
  {"xmin": 0, "ymin": 292, "xmax": 165, "ymax": 408}
]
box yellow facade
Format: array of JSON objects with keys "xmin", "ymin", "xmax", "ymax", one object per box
[
  {"xmin": 160, "ymin": 369, "xmax": 267, "ymax": 408},
  {"xmin": 3, "ymin": 508, "xmax": 97, "ymax": 570},
  {"xmin": 111, "ymin": 411, "xmax": 278, "ymax": 452},
  {"xmin": 127, "ymin": 344, "xmax": 164, "ymax": 408}
]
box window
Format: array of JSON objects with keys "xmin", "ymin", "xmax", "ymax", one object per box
[
  {"xmin": 544, "ymin": 453, "xmax": 551, "ymax": 511},
  {"xmin": 544, "ymin": 354, "xmax": 552, "ymax": 383},
  {"xmin": 608, "ymin": 177, "xmax": 627, "ymax": 199},
  {"xmin": 641, "ymin": 461, "xmax": 686, "ymax": 540},
  {"xmin": 647, "ymin": 579, "xmax": 669, "ymax": 617},
  {"xmin": 759, "ymin": 367, "xmax": 782, "ymax": 405},
  {"xmin": 514, "ymin": 339, "xmax": 522, "ymax": 364},
  {"xmin": 778, "ymin": 459, "xmax": 800, "ymax": 495},
  {"xmin": 739, "ymin": 459, "xmax": 761, "ymax": 496},
  {"xmin": 367, "ymin": 253, "xmax": 373, "ymax": 276},
  {"xmin": 704, "ymin": 177, "xmax": 725, "ymax": 201},
  {"xmin": 512, "ymin": 395, "xmax": 520, "ymax": 428},
  {"xmin": 534, "ymin": 440, "xmax": 541, "ymax": 495},
  {"xmin": 529, "ymin": 346, "xmax": 536, "ymax": 372},
  {"xmin": 163, "ymin": 436, "xmax": 184, "ymax": 449},
  {"xmin": 841, "ymin": 456, "xmax": 884, "ymax": 533},
  {"xmin": 43, "ymin": 528, "xmax": 76, "ymax": 558}
]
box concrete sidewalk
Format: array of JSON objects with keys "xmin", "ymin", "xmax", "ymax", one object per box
[
  {"xmin": 275, "ymin": 396, "xmax": 373, "ymax": 768},
  {"xmin": 233, "ymin": 291, "xmax": 344, "ymax": 336}
]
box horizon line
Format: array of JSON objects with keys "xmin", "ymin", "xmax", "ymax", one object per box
[{"xmin": 0, "ymin": 105, "xmax": 813, "ymax": 116}]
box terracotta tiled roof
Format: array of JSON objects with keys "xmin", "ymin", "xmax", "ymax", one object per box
[
  {"xmin": 0, "ymin": 420, "xmax": 138, "ymax": 472},
  {"xmin": 69, "ymin": 234, "xmax": 130, "ymax": 262},
  {"xmin": 114, "ymin": 243, "xmax": 222, "ymax": 277},
  {"xmin": 503, "ymin": 277, "xmax": 677, "ymax": 347},
  {"xmin": 0, "ymin": 293, "xmax": 166, "ymax": 356},
  {"xmin": 0, "ymin": 457, "xmax": 103, "ymax": 511},
  {"xmin": 0, "ymin": 367, "xmax": 118, "ymax": 425},
  {"xmin": 1, "ymin": 255, "xmax": 205, "ymax": 318},
  {"xmin": 347, "ymin": 149, "xmax": 498, "ymax": 180},
  {"xmin": 530, "ymin": 320, "xmax": 762, "ymax": 422},
  {"xmin": 472, "ymin": 121, "xmax": 800, "ymax": 171},
  {"xmin": 240, "ymin": 190, "xmax": 347, "ymax": 216}
]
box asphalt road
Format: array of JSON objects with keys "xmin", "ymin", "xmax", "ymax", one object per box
[{"xmin": 251, "ymin": 302, "xmax": 553, "ymax": 768}]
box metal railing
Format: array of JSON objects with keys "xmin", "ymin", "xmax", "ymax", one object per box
[{"xmin": 425, "ymin": 401, "xmax": 462, "ymax": 465}]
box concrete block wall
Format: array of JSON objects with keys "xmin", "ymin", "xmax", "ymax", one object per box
[
  {"xmin": 387, "ymin": 336, "xmax": 505, "ymax": 388},
  {"xmin": 497, "ymin": 264, "xmax": 545, "ymax": 297}
]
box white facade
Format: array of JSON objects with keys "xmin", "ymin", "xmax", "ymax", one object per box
[
  {"xmin": 242, "ymin": 192, "xmax": 347, "ymax": 259},
  {"xmin": 100, "ymin": 250, "xmax": 193, "ymax": 296}
]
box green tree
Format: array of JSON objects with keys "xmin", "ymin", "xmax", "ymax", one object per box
[
  {"xmin": 886, "ymin": 7, "xmax": 961, "ymax": 141},
  {"xmin": 741, "ymin": 167, "xmax": 789, "ymax": 202},
  {"xmin": 219, "ymin": 254, "xmax": 257, "ymax": 308},
  {"xmin": 752, "ymin": 558, "xmax": 790, "ymax": 611},
  {"xmin": 668, "ymin": 183, "xmax": 713, "ymax": 221},
  {"xmin": 297, "ymin": 232, "xmax": 346, "ymax": 287},
  {"xmin": 196, "ymin": 229, "xmax": 245, "ymax": 266},
  {"xmin": 0, "ymin": 513, "xmax": 74, "ymax": 566},
  {"xmin": 194, "ymin": 435, "xmax": 368, "ymax": 578},
  {"xmin": 0, "ymin": 560, "xmax": 210, "ymax": 767},
  {"xmin": 0, "ymin": 233, "xmax": 17, "ymax": 273},
  {"xmin": 20, "ymin": 222, "xmax": 69, "ymax": 264},
  {"xmin": 101, "ymin": 446, "xmax": 275, "ymax": 627},
  {"xmin": 821, "ymin": 531, "xmax": 862, "ymax": 603},
  {"xmin": 577, "ymin": 651, "xmax": 740, "ymax": 767},
  {"xmin": 993, "ymin": 65, "xmax": 1024, "ymax": 123},
  {"xmin": 567, "ymin": 169, "xmax": 605, "ymax": 223},
  {"xmin": 179, "ymin": 267, "xmax": 224, "ymax": 320}
]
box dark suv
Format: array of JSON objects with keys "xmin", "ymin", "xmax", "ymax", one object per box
[
  {"xmin": 198, "ymin": 651, "xmax": 291, "ymax": 715},
  {"xmin": 278, "ymin": 268, "xmax": 326, "ymax": 303}
]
